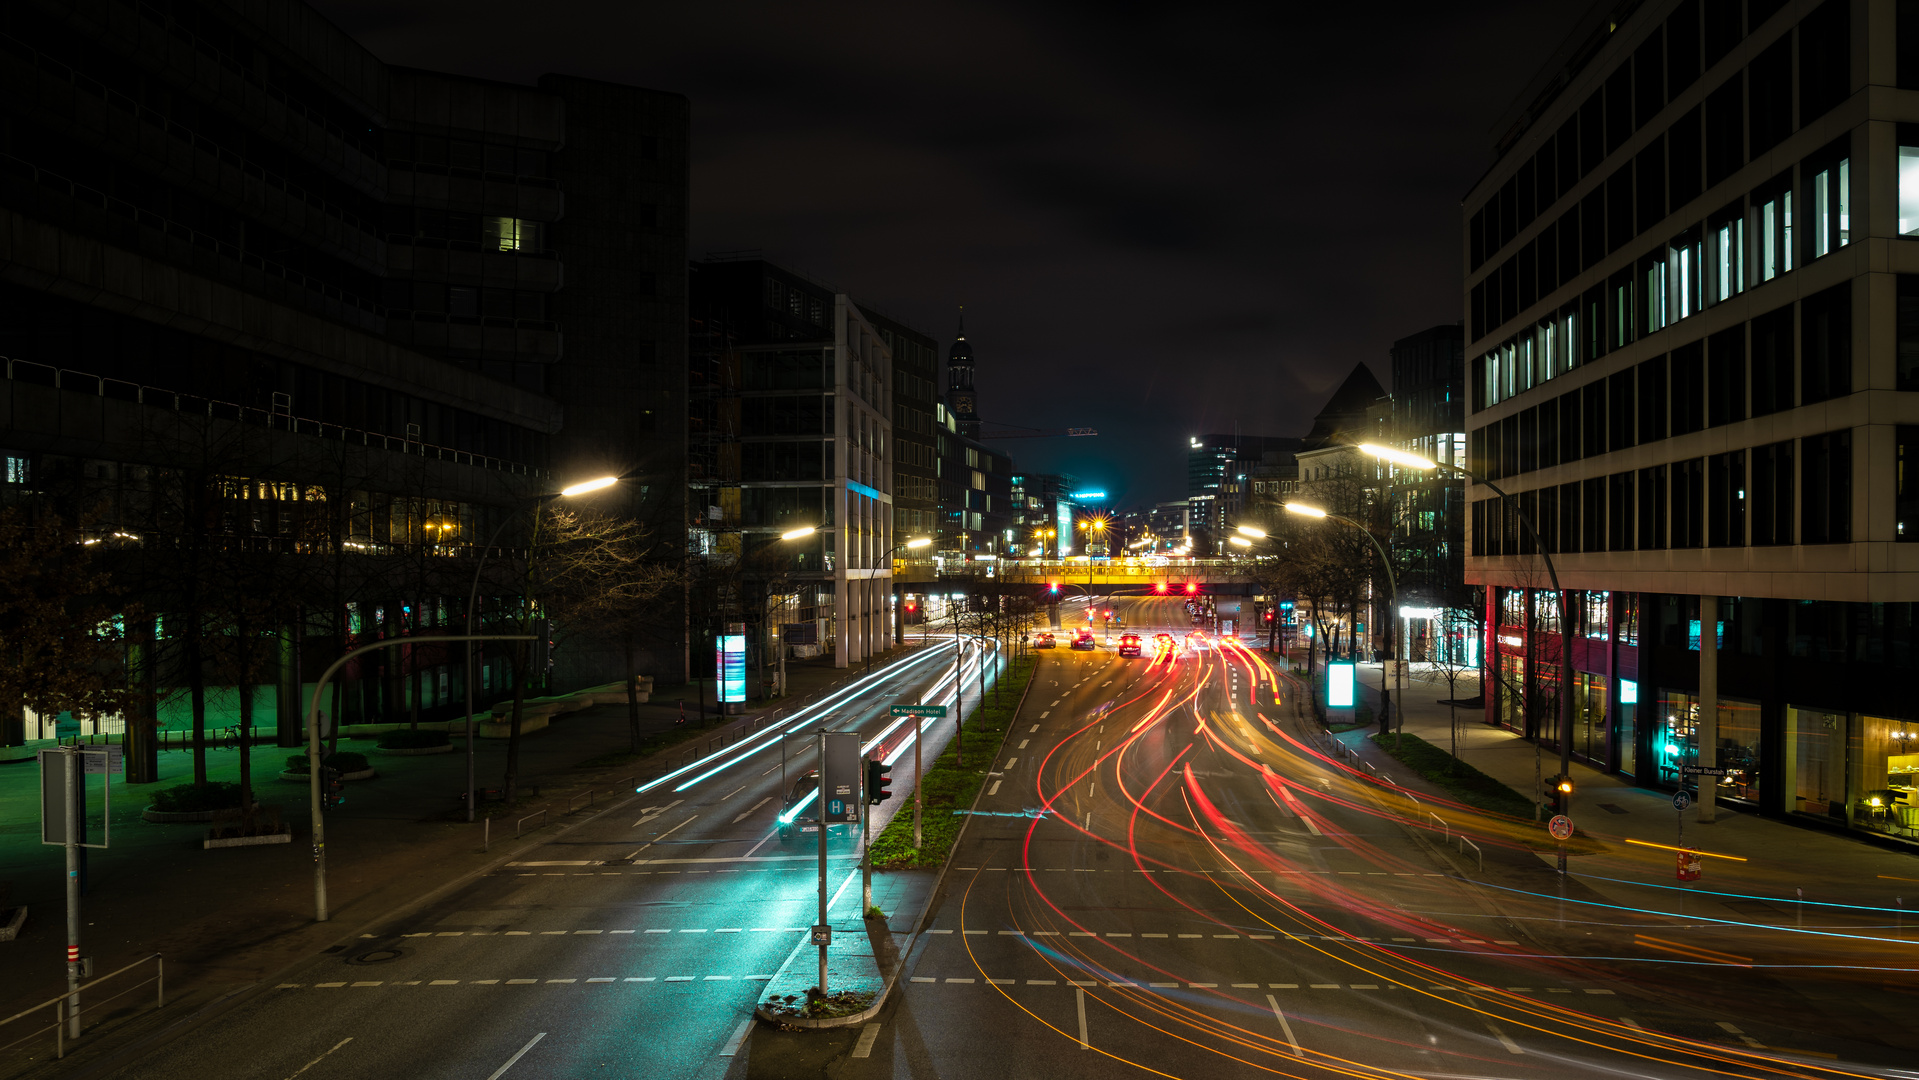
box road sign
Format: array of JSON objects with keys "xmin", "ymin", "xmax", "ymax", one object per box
[
  {"xmin": 1671, "ymin": 789, "xmax": 1692, "ymax": 811},
  {"xmin": 40, "ymin": 748, "xmax": 112, "ymax": 848},
  {"xmin": 820, "ymin": 731, "xmax": 861, "ymax": 824},
  {"xmin": 810, "ymin": 924, "xmax": 832, "ymax": 946},
  {"xmin": 889, "ymin": 705, "xmax": 949, "ymax": 718},
  {"xmin": 1681, "ymin": 765, "xmax": 1728, "ymax": 777},
  {"xmin": 1547, "ymin": 814, "xmax": 1574, "ymax": 841},
  {"xmin": 1676, "ymin": 848, "xmax": 1703, "ymax": 881}
]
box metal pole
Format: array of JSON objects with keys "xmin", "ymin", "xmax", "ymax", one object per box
[
  {"xmin": 913, "ymin": 713, "xmax": 923, "ymax": 849},
  {"xmin": 464, "ymin": 512, "xmax": 518, "ymax": 823},
  {"xmin": 816, "ymin": 728, "xmax": 829, "ymax": 995},
  {"xmin": 308, "ymin": 633, "xmax": 533, "ymax": 922},
  {"xmin": 861, "ymin": 767, "xmax": 872, "ymax": 911},
  {"xmin": 64, "ymin": 747, "xmax": 80, "ymax": 1039}
]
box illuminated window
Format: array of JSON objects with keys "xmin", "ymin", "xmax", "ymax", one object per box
[
  {"xmin": 484, "ymin": 217, "xmax": 544, "ymax": 252},
  {"xmin": 1809, "ymin": 154, "xmax": 1850, "ymax": 259},
  {"xmin": 1750, "ymin": 175, "xmax": 1792, "ymax": 283}
]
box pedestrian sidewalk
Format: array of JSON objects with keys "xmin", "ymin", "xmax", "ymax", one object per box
[
  {"xmin": 0, "ymin": 645, "xmax": 924, "ymax": 1069},
  {"xmin": 1331, "ymin": 658, "xmax": 1919, "ymax": 925}
]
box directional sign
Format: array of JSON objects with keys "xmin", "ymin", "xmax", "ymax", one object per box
[
  {"xmin": 1547, "ymin": 814, "xmax": 1574, "ymax": 841},
  {"xmin": 1681, "ymin": 765, "xmax": 1729, "ymax": 777},
  {"xmin": 1671, "ymin": 790, "xmax": 1693, "ymax": 811},
  {"xmin": 889, "ymin": 705, "xmax": 949, "ymax": 718}
]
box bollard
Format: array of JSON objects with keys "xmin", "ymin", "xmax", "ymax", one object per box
[
  {"xmin": 1796, "ymin": 887, "xmax": 1804, "ymax": 930},
  {"xmin": 484, "ymin": 816, "xmax": 490, "ymax": 852}
]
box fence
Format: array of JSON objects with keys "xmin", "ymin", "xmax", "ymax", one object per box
[{"xmin": 0, "ymin": 954, "xmax": 163, "ymax": 1061}]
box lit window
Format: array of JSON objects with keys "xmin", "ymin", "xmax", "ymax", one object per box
[
  {"xmin": 1810, "ymin": 157, "xmax": 1849, "ymax": 258},
  {"xmin": 485, "ymin": 217, "xmax": 544, "ymax": 252},
  {"xmin": 1751, "ymin": 181, "xmax": 1792, "ymax": 283}
]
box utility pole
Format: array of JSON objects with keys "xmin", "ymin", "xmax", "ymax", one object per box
[
  {"xmin": 816, "ymin": 728, "xmax": 829, "ymax": 995},
  {"xmin": 63, "ymin": 748, "xmax": 81, "ymax": 1040}
]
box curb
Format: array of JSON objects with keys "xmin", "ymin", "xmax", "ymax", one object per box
[{"xmin": 756, "ymin": 643, "xmax": 1037, "ymax": 1029}]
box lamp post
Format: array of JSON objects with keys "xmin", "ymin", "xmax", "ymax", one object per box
[
  {"xmin": 1357, "ymin": 441, "xmax": 1575, "ymax": 873},
  {"xmin": 462, "ymin": 475, "xmax": 617, "ymax": 822},
  {"xmin": 871, "ymin": 536, "xmax": 932, "ymax": 675},
  {"xmin": 1281, "ymin": 505, "xmax": 1402, "ymax": 740},
  {"xmin": 1230, "ymin": 526, "xmax": 1281, "ymax": 652}
]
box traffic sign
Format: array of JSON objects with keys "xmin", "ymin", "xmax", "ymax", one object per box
[
  {"xmin": 1671, "ymin": 790, "xmax": 1692, "ymax": 811},
  {"xmin": 889, "ymin": 705, "xmax": 949, "ymax": 718},
  {"xmin": 1681, "ymin": 765, "xmax": 1728, "ymax": 777},
  {"xmin": 1547, "ymin": 814, "xmax": 1574, "ymax": 841}
]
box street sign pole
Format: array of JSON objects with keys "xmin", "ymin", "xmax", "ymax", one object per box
[
  {"xmin": 913, "ymin": 711, "xmax": 922, "ymax": 849},
  {"xmin": 63, "ymin": 748, "xmax": 80, "ymax": 1039},
  {"xmin": 816, "ymin": 728, "xmax": 829, "ymax": 996}
]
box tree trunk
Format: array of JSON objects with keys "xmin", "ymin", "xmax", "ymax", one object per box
[
  {"xmin": 187, "ymin": 629, "xmax": 208, "ymax": 788},
  {"xmin": 624, "ymin": 629, "xmax": 642, "ymax": 753},
  {"xmin": 125, "ymin": 616, "xmax": 160, "ymax": 785},
  {"xmin": 503, "ymin": 640, "xmax": 529, "ymax": 801}
]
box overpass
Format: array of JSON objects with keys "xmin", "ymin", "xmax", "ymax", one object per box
[{"xmin": 895, "ymin": 557, "xmax": 1259, "ymax": 596}]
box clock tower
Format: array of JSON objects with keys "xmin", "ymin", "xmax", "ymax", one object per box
[{"xmin": 947, "ymin": 309, "xmax": 980, "ymax": 439}]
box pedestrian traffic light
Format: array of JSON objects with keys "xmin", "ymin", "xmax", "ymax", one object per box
[{"xmin": 866, "ymin": 759, "xmax": 893, "ymax": 804}]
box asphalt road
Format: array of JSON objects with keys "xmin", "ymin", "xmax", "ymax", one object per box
[
  {"xmin": 790, "ymin": 595, "xmax": 1919, "ymax": 1080},
  {"xmin": 111, "ymin": 630, "xmax": 1006, "ymax": 1080}
]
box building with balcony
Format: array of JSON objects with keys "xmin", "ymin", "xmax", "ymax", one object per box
[{"xmin": 1463, "ymin": 0, "xmax": 1919, "ymax": 844}]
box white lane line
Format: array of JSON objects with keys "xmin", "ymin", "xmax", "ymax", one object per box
[
  {"xmin": 851, "ymin": 1022, "xmax": 882, "ymax": 1059},
  {"xmin": 1486, "ymin": 1022, "xmax": 1523, "ymax": 1054},
  {"xmin": 1029, "ymin": 725, "xmax": 1039, "ymax": 732},
  {"xmin": 1018, "ymin": 739, "xmax": 1030, "ymax": 749},
  {"xmin": 283, "ymin": 1037, "xmax": 353, "ymax": 1080},
  {"xmin": 484, "ymin": 1032, "xmax": 547, "ymax": 1080},
  {"xmin": 732, "ymin": 797, "xmax": 772, "ymax": 824},
  {"xmin": 724, "ymin": 785, "xmax": 746, "ymax": 799},
  {"xmin": 633, "ymin": 799, "xmax": 685, "ymax": 828},
  {"xmin": 1040, "ymin": 712, "xmax": 1050, "ymax": 719},
  {"xmin": 988, "ymin": 781, "xmax": 1002, "ymax": 796},
  {"xmin": 1077, "ymin": 988, "xmax": 1090, "ymax": 1050},
  {"xmin": 1004, "ymin": 758, "xmax": 1017, "ymax": 769},
  {"xmin": 719, "ymin": 1016, "xmax": 754, "ymax": 1057}
]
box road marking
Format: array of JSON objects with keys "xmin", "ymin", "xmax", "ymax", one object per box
[
  {"xmin": 719, "ymin": 1017, "xmax": 754, "ymax": 1057},
  {"xmin": 1004, "ymin": 758, "xmax": 1017, "ymax": 768},
  {"xmin": 1018, "ymin": 739, "xmax": 1030, "ymax": 749},
  {"xmin": 507, "ymin": 979, "xmax": 539, "ymax": 985},
  {"xmin": 430, "ymin": 980, "xmax": 460, "ymax": 985},
  {"xmin": 1077, "ymin": 988, "xmax": 1090, "ymax": 1050},
  {"xmin": 946, "ymin": 978, "xmax": 974, "ymax": 984},
  {"xmin": 633, "ymin": 799, "xmax": 685, "ymax": 827},
  {"xmin": 484, "ymin": 1032, "xmax": 547, "ymax": 1080},
  {"xmin": 911, "ymin": 977, "xmax": 936, "ymax": 983},
  {"xmin": 988, "ymin": 781, "xmax": 1001, "ymax": 796},
  {"xmin": 1486, "ymin": 1022, "xmax": 1523, "ymax": 1054},
  {"xmin": 851, "ymin": 1022, "xmax": 882, "ymax": 1059},
  {"xmin": 630, "ymin": 815, "xmax": 698, "ymax": 857},
  {"xmin": 1263, "ymin": 996, "xmax": 1300, "ymax": 1056},
  {"xmin": 1030, "ymin": 725, "xmax": 1040, "ymax": 732},
  {"xmin": 506, "ymin": 861, "xmax": 597, "ymax": 867},
  {"xmin": 282, "ymin": 1037, "xmax": 353, "ymax": 1080},
  {"xmin": 732, "ymin": 798, "xmax": 772, "ymax": 823},
  {"xmin": 586, "ymin": 978, "xmax": 615, "ymax": 983},
  {"xmin": 1040, "ymin": 712, "xmax": 1050, "ymax": 719},
  {"xmin": 723, "ymin": 785, "xmax": 746, "ymax": 799}
]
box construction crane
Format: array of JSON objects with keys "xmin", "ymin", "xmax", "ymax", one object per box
[{"xmin": 975, "ymin": 425, "xmax": 1097, "ymax": 440}]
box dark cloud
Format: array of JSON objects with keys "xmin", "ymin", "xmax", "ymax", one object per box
[{"xmin": 311, "ymin": 0, "xmax": 1587, "ymax": 503}]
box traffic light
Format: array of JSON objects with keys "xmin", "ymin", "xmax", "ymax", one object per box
[
  {"xmin": 866, "ymin": 759, "xmax": 893, "ymax": 804},
  {"xmin": 1552, "ymin": 774, "xmax": 1573, "ymax": 813},
  {"xmin": 1186, "ymin": 583, "xmax": 1199, "ymax": 595},
  {"xmin": 1048, "ymin": 582, "xmax": 1059, "ymax": 596},
  {"xmin": 1154, "ymin": 582, "xmax": 1168, "ymax": 594},
  {"xmin": 1104, "ymin": 609, "xmax": 1114, "ymax": 620},
  {"xmin": 322, "ymin": 766, "xmax": 345, "ymax": 811},
  {"xmin": 1264, "ymin": 609, "xmax": 1275, "ymax": 623}
]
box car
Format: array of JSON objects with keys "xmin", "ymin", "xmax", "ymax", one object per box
[
  {"xmin": 1154, "ymin": 632, "xmax": 1176, "ymax": 650},
  {"xmin": 1117, "ymin": 633, "xmax": 1142, "ymax": 657},
  {"xmin": 1069, "ymin": 629, "xmax": 1096, "ymax": 650},
  {"xmin": 777, "ymin": 771, "xmax": 846, "ymax": 842},
  {"xmin": 1034, "ymin": 632, "xmax": 1056, "ymax": 649}
]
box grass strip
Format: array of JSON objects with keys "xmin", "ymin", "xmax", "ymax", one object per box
[
  {"xmin": 869, "ymin": 654, "xmax": 1037, "ymax": 870},
  {"xmin": 1367, "ymin": 732, "xmax": 1539, "ymax": 820}
]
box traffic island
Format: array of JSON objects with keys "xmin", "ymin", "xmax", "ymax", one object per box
[{"xmin": 754, "ymin": 921, "xmax": 885, "ymax": 1029}]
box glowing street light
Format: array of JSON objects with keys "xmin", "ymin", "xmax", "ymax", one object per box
[
  {"xmin": 903, "ymin": 536, "xmax": 932, "ymax": 550},
  {"xmin": 1235, "ymin": 524, "xmax": 1268, "ymax": 539},
  {"xmin": 780, "ymin": 525, "xmax": 818, "ymax": 541},
  {"xmin": 1282, "ymin": 502, "xmax": 1328, "ymax": 519},
  {"xmin": 1228, "ymin": 536, "xmax": 1252, "ymax": 548},
  {"xmin": 1357, "ymin": 442, "xmax": 1436, "ymax": 471},
  {"xmin": 559, "ymin": 475, "xmax": 619, "ymax": 497}
]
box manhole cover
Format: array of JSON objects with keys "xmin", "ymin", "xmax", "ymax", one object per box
[
  {"xmin": 352, "ymin": 949, "xmax": 404, "ymax": 964},
  {"xmin": 1598, "ymin": 803, "xmax": 1628, "ymax": 815}
]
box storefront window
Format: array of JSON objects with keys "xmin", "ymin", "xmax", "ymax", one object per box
[
  {"xmin": 1617, "ymin": 679, "xmax": 1639, "ymax": 777},
  {"xmin": 1618, "ymin": 594, "xmax": 1640, "ymax": 645},
  {"xmin": 1500, "ymin": 589, "xmax": 1526, "ymax": 628},
  {"xmin": 1536, "ymin": 591, "xmax": 1562, "ymax": 634},
  {"xmin": 1851, "ymin": 714, "xmax": 1919, "ymax": 839},
  {"xmin": 1655, "ymin": 689, "xmax": 1700, "ymax": 786},
  {"xmin": 1785, "ymin": 706, "xmax": 1848, "ymax": 823},
  {"xmin": 1714, "ymin": 698, "xmax": 1762, "ymax": 803},
  {"xmin": 1573, "ymin": 672, "xmax": 1608, "ymax": 764},
  {"xmin": 1497, "ymin": 654, "xmax": 1526, "ymax": 731}
]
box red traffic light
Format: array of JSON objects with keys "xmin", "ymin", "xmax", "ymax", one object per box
[
  {"xmin": 1186, "ymin": 583, "xmax": 1199, "ymax": 595},
  {"xmin": 1048, "ymin": 582, "xmax": 1059, "ymax": 594},
  {"xmin": 1263, "ymin": 609, "xmax": 1275, "ymax": 622},
  {"xmin": 1154, "ymin": 582, "xmax": 1168, "ymax": 594}
]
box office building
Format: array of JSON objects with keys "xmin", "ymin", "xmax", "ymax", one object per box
[
  {"xmin": 1463, "ymin": 0, "xmax": 1919, "ymax": 842},
  {"xmin": 1388, "ymin": 325, "xmax": 1470, "ymax": 661},
  {"xmin": 1187, "ymin": 433, "xmax": 1303, "ymax": 553},
  {"xmin": 0, "ymin": 1, "xmax": 685, "ymax": 763}
]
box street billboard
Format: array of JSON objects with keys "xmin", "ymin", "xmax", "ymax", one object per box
[
  {"xmin": 717, "ymin": 634, "xmax": 746, "ymax": 704},
  {"xmin": 1327, "ymin": 662, "xmax": 1356, "ymax": 708}
]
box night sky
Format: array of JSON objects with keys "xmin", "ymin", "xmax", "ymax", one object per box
[{"xmin": 313, "ymin": 1, "xmax": 1589, "ymax": 506}]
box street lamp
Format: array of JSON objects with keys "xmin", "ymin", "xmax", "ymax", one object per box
[
  {"xmin": 880, "ymin": 536, "xmax": 933, "ymax": 659},
  {"xmin": 1284, "ymin": 501, "xmax": 1401, "ymax": 745},
  {"xmin": 462, "ymin": 475, "xmax": 619, "ymax": 821},
  {"xmin": 1356, "ymin": 441, "xmax": 1575, "ymax": 872}
]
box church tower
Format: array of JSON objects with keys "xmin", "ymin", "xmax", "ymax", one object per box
[{"xmin": 947, "ymin": 309, "xmax": 980, "ymax": 439}]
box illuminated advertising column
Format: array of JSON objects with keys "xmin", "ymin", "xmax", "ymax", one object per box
[{"xmin": 719, "ymin": 622, "xmax": 746, "ymax": 715}]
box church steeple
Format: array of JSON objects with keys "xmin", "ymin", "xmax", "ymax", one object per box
[{"xmin": 947, "ymin": 306, "xmax": 980, "ymax": 439}]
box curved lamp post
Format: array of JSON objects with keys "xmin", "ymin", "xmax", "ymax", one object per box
[
  {"xmin": 1358, "ymin": 441, "xmax": 1575, "ymax": 873},
  {"xmin": 1230, "ymin": 526, "xmax": 1282, "ymax": 653},
  {"xmin": 1282, "ymin": 504, "xmax": 1401, "ymax": 740},
  {"xmin": 462, "ymin": 474, "xmax": 618, "ymax": 822}
]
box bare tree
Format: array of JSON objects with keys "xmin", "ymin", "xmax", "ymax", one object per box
[{"xmin": 0, "ymin": 510, "xmax": 136, "ymax": 743}]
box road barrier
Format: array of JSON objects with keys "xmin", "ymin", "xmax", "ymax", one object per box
[
  {"xmin": 0, "ymin": 953, "xmax": 163, "ymax": 1060},
  {"xmin": 516, "ymin": 808, "xmax": 548, "ymax": 838},
  {"xmin": 1428, "ymin": 812, "xmax": 1449, "ymax": 841},
  {"xmin": 1458, "ymin": 834, "xmax": 1483, "ymax": 872}
]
